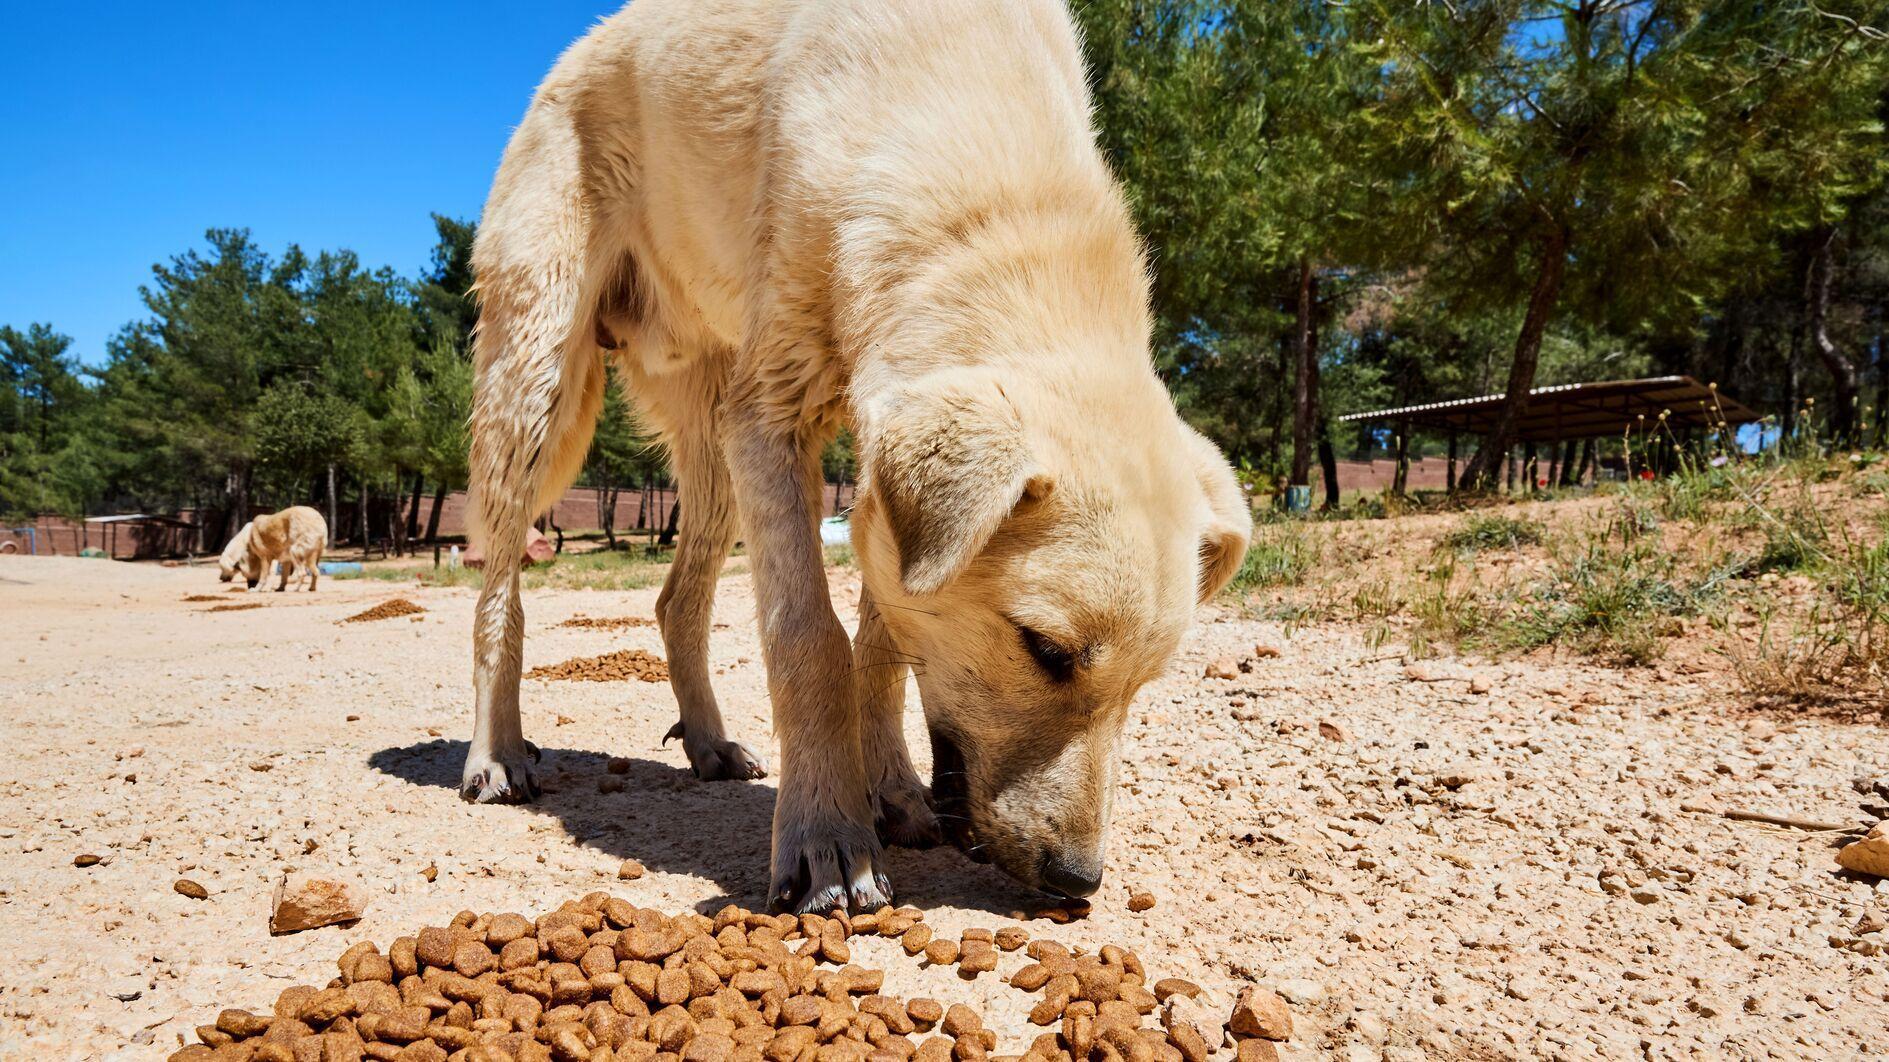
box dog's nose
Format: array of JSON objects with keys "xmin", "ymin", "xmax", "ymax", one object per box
[{"xmin": 1038, "ymin": 850, "xmax": 1103, "ymax": 899}]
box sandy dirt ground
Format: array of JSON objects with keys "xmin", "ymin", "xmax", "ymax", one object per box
[{"xmin": 2, "ymin": 554, "xmax": 1886, "ymax": 1061}]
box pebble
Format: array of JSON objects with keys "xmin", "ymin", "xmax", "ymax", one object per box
[
  {"xmin": 618, "ymin": 859, "xmax": 646, "ymax": 880},
  {"xmin": 173, "ymin": 879, "xmax": 209, "ymax": 900},
  {"xmin": 268, "ymin": 874, "xmax": 365, "ymax": 934},
  {"xmin": 1228, "ymin": 986, "xmax": 1292, "ymax": 1041}
]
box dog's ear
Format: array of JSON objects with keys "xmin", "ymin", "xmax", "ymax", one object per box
[
  {"xmin": 862, "ymin": 371, "xmax": 1050, "ymax": 596},
  {"xmin": 1180, "ymin": 424, "xmax": 1251, "ymax": 604}
]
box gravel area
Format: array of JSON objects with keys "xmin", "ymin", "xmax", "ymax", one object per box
[{"xmin": 1, "ymin": 554, "xmax": 1884, "ymax": 1060}]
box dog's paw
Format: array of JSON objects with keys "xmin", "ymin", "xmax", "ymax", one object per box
[
  {"xmin": 663, "ymin": 721, "xmax": 767, "ymax": 781},
  {"xmin": 460, "ymin": 741, "xmax": 542, "ymax": 804},
  {"xmin": 770, "ymin": 811, "xmax": 891, "ymax": 914},
  {"xmin": 873, "ymin": 775, "xmax": 943, "ymax": 849}
]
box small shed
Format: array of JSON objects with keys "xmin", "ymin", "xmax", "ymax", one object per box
[
  {"xmin": 1339, "ymin": 376, "xmax": 1759, "ymax": 441},
  {"xmin": 1337, "ymin": 376, "xmax": 1762, "ymax": 489},
  {"xmin": 85, "ymin": 514, "xmax": 200, "ymax": 560}
]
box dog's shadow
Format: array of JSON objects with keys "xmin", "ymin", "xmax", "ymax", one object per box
[{"xmin": 368, "ymin": 739, "xmax": 1046, "ymax": 915}]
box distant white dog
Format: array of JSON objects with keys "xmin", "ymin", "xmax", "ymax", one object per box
[{"xmin": 219, "ymin": 506, "xmax": 327, "ymax": 591}]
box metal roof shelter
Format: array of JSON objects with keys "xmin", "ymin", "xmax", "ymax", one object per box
[{"xmin": 1337, "ymin": 376, "xmax": 1760, "ymax": 442}]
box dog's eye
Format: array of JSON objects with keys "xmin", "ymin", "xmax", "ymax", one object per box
[{"xmin": 1018, "ymin": 626, "xmax": 1076, "ymax": 683}]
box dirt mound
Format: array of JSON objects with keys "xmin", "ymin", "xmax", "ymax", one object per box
[
  {"xmin": 558, "ymin": 615, "xmax": 657, "ymax": 630},
  {"xmin": 165, "ymin": 896, "xmax": 1274, "ymax": 1062},
  {"xmin": 527, "ymin": 649, "xmax": 670, "ymax": 682},
  {"xmin": 343, "ymin": 598, "xmax": 427, "ymax": 624},
  {"xmin": 206, "ymin": 602, "xmax": 264, "ymax": 613}
]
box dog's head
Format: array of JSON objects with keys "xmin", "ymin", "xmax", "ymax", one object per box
[
  {"xmin": 853, "ymin": 366, "xmax": 1249, "ymax": 898},
  {"xmin": 218, "ymin": 523, "xmax": 254, "ymax": 584}
]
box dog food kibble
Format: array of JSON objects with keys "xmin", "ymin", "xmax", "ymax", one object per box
[
  {"xmin": 617, "ymin": 859, "xmax": 646, "ymax": 880},
  {"xmin": 341, "ymin": 597, "xmax": 425, "ymax": 623},
  {"xmin": 1127, "ymin": 890, "xmax": 1156, "ymax": 913},
  {"xmin": 170, "ymin": 895, "xmax": 1287, "ymax": 1062},
  {"xmin": 173, "ymin": 878, "xmax": 209, "ymax": 900},
  {"xmin": 527, "ymin": 648, "xmax": 670, "ymax": 682}
]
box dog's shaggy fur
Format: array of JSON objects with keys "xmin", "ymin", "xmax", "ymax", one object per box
[
  {"xmin": 219, "ymin": 507, "xmax": 327, "ymax": 592},
  {"xmin": 464, "ymin": 0, "xmax": 1251, "ymax": 911}
]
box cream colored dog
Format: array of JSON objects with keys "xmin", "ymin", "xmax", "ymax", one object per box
[
  {"xmin": 464, "ymin": 0, "xmax": 1251, "ymax": 911},
  {"xmin": 219, "ymin": 506, "xmax": 327, "ymax": 591}
]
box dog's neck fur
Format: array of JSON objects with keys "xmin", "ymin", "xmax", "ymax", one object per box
[{"xmin": 843, "ymin": 190, "xmax": 1155, "ymax": 417}]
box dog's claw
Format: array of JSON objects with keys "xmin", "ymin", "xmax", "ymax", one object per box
[
  {"xmin": 874, "ymin": 780, "xmax": 943, "ymax": 849},
  {"xmin": 665, "ymin": 721, "xmax": 767, "ymax": 781},
  {"xmin": 460, "ymin": 749, "xmax": 540, "ymax": 804},
  {"xmin": 770, "ymin": 816, "xmax": 891, "ymax": 914}
]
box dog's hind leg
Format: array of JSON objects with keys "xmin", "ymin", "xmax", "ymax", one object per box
[
  {"xmin": 643, "ymin": 360, "xmax": 767, "ymax": 782},
  {"xmin": 460, "ymin": 101, "xmax": 606, "ymax": 805},
  {"xmin": 854, "ymin": 589, "xmax": 941, "ymax": 848}
]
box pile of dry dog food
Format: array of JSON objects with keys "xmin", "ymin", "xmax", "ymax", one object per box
[
  {"xmin": 527, "ymin": 650, "xmax": 670, "ymax": 683},
  {"xmin": 169, "ymin": 896, "xmax": 1293, "ymax": 1062},
  {"xmin": 208, "ymin": 602, "xmax": 267, "ymax": 613},
  {"xmin": 345, "ymin": 599, "xmax": 428, "ymax": 624},
  {"xmin": 557, "ymin": 616, "xmax": 657, "ymax": 631}
]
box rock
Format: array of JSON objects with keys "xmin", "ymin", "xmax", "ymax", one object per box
[
  {"xmin": 618, "ymin": 859, "xmax": 646, "ymax": 880},
  {"xmin": 1205, "ymin": 658, "xmax": 1239, "ymax": 681},
  {"xmin": 1837, "ymin": 822, "xmax": 1889, "ymax": 878},
  {"xmin": 269, "ymin": 875, "xmax": 366, "ymax": 934},
  {"xmin": 1403, "ymin": 662, "xmax": 1449, "ymax": 682},
  {"xmin": 173, "ymin": 879, "xmax": 209, "ymax": 900},
  {"xmin": 1467, "ymin": 677, "xmax": 1491, "ymax": 694},
  {"xmin": 1272, "ymin": 978, "xmax": 1325, "ymax": 1006},
  {"xmin": 1227, "ymin": 986, "xmax": 1291, "ymax": 1041},
  {"xmin": 1252, "ymin": 644, "xmax": 1281, "ymax": 659},
  {"xmin": 1127, "ymin": 890, "xmax": 1156, "ymax": 913},
  {"xmin": 420, "ymin": 863, "xmax": 438, "ymax": 882},
  {"xmin": 74, "ymin": 853, "xmax": 102, "ymax": 867},
  {"xmin": 1433, "ymin": 765, "xmax": 1483, "ymax": 791},
  {"xmin": 1316, "ymin": 721, "xmax": 1347, "ymax": 743},
  {"xmin": 1235, "ymin": 1042, "xmax": 1279, "ymax": 1062}
]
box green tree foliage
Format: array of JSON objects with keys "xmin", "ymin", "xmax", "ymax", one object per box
[{"xmin": 0, "ymin": 323, "xmax": 102, "ymax": 517}]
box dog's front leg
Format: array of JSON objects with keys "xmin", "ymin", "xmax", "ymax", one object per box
[
  {"xmin": 725, "ymin": 416, "xmax": 890, "ymax": 913},
  {"xmin": 855, "ymin": 588, "xmax": 942, "ymax": 849}
]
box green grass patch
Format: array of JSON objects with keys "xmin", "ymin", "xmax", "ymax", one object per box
[
  {"xmin": 1226, "ymin": 523, "xmax": 1320, "ymax": 593},
  {"xmin": 1439, "ymin": 513, "xmax": 1544, "ymax": 553}
]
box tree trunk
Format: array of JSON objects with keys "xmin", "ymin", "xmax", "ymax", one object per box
[
  {"xmin": 1317, "ymin": 422, "xmax": 1341, "ymax": 511},
  {"xmin": 326, "ymin": 463, "xmax": 338, "ymax": 548},
  {"xmin": 1392, "ymin": 431, "xmax": 1409, "ymax": 496},
  {"xmin": 601, "ymin": 484, "xmax": 618, "ymax": 549},
  {"xmin": 1289, "ymin": 258, "xmax": 1319, "ymax": 488},
  {"xmin": 1803, "ymin": 226, "xmax": 1859, "ymax": 444},
  {"xmin": 1446, "ymin": 433, "xmax": 1458, "ymax": 493},
  {"xmin": 357, "ymin": 472, "xmax": 370, "ymax": 549},
  {"xmin": 1874, "ymin": 322, "xmax": 1887, "ymax": 448},
  {"xmin": 424, "ymin": 482, "xmax": 447, "ymax": 544},
  {"xmin": 224, "ymin": 465, "xmax": 250, "ymax": 545},
  {"xmin": 404, "ymin": 470, "xmax": 425, "ymax": 539},
  {"xmin": 659, "ymin": 497, "xmax": 681, "ymax": 548},
  {"xmin": 1457, "ymin": 227, "xmax": 1569, "ymax": 491},
  {"xmin": 1575, "ymin": 439, "xmax": 1595, "ymax": 485}
]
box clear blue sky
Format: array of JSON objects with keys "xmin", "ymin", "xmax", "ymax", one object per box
[{"xmin": 0, "ymin": 1, "xmax": 620, "ymax": 366}]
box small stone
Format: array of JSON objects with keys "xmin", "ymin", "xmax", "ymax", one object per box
[
  {"xmin": 1837, "ymin": 822, "xmax": 1889, "ymax": 878},
  {"xmin": 599, "ymin": 777, "xmax": 626, "ymax": 794},
  {"xmin": 1316, "ymin": 721, "xmax": 1348, "ymax": 743},
  {"xmin": 1251, "ymin": 644, "xmax": 1281, "ymax": 658},
  {"xmin": 269, "ymin": 874, "xmax": 367, "ymax": 934},
  {"xmin": 74, "ymin": 853, "xmax": 102, "ymax": 867},
  {"xmin": 421, "ymin": 863, "xmax": 438, "ymax": 882},
  {"xmin": 1628, "ymin": 885, "xmax": 1662, "ymax": 905},
  {"xmin": 174, "ymin": 879, "xmax": 209, "ymax": 900},
  {"xmin": 1467, "ymin": 677, "xmax": 1491, "ymax": 694},
  {"xmin": 1127, "ymin": 891, "xmax": 1156, "ymax": 913},
  {"xmin": 618, "ymin": 860, "xmax": 646, "ymax": 880},
  {"xmin": 1228, "ymin": 986, "xmax": 1291, "ymax": 1041},
  {"xmin": 1204, "ymin": 658, "xmax": 1239, "ymax": 681},
  {"xmin": 607, "ymin": 757, "xmax": 632, "ymax": 775}
]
